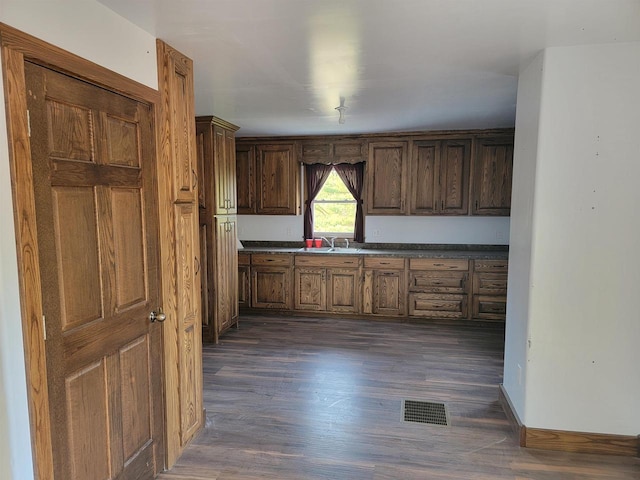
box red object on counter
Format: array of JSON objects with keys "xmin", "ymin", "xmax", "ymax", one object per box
[
  {"xmin": 314, "ymin": 238, "xmax": 322, "ymax": 248},
  {"xmin": 305, "ymin": 239, "xmax": 313, "ymax": 248}
]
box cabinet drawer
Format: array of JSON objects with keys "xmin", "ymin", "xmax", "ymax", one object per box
[
  {"xmin": 472, "ymin": 295, "xmax": 507, "ymax": 320},
  {"xmin": 473, "ymin": 259, "xmax": 508, "ymax": 272},
  {"xmin": 408, "ymin": 293, "xmax": 468, "ymax": 319},
  {"xmin": 295, "ymin": 255, "xmax": 360, "ymax": 268},
  {"xmin": 238, "ymin": 252, "xmax": 251, "ymax": 266},
  {"xmin": 251, "ymin": 254, "xmax": 293, "ymax": 266},
  {"xmin": 409, "ymin": 258, "xmax": 469, "ymax": 271},
  {"xmin": 409, "ymin": 271, "xmax": 468, "ymax": 294},
  {"xmin": 472, "ymin": 273, "xmax": 507, "ymax": 296},
  {"xmin": 363, "ymin": 257, "xmax": 405, "ymax": 270}
]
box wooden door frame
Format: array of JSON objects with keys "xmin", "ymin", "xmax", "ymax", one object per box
[{"xmin": 0, "ymin": 23, "xmax": 164, "ymax": 479}]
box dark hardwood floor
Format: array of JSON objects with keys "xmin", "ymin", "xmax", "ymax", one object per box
[{"xmin": 158, "ymin": 315, "xmax": 639, "ymax": 479}]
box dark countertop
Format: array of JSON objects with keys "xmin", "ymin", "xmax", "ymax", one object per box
[{"xmin": 238, "ymin": 242, "xmax": 508, "ymax": 260}]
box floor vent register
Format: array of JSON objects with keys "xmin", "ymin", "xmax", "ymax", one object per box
[{"xmin": 403, "ymin": 400, "xmax": 449, "ymax": 426}]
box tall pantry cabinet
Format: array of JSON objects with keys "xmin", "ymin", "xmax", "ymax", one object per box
[
  {"xmin": 196, "ymin": 116, "xmax": 240, "ymax": 343},
  {"xmin": 157, "ymin": 40, "xmax": 204, "ymax": 467}
]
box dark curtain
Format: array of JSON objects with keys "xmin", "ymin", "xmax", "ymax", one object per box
[
  {"xmin": 334, "ymin": 162, "xmax": 365, "ymax": 243},
  {"xmin": 304, "ymin": 163, "xmax": 333, "ymax": 240}
]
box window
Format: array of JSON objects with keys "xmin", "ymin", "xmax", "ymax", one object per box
[{"xmin": 313, "ymin": 168, "xmax": 356, "ymax": 237}]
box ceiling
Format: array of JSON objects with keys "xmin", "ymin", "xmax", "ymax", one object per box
[{"xmin": 98, "ymin": 0, "xmax": 640, "ymax": 137}]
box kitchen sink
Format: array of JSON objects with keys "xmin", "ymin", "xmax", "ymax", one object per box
[{"xmin": 297, "ymin": 247, "xmax": 361, "ymax": 254}]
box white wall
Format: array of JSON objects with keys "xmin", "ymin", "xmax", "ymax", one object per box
[
  {"xmin": 505, "ymin": 42, "xmax": 640, "ymax": 436},
  {"xmin": 0, "ymin": 2, "xmax": 157, "ymax": 479},
  {"xmin": 238, "ymin": 215, "xmax": 511, "ymax": 245},
  {"xmin": 502, "ymin": 51, "xmax": 544, "ymax": 420}
]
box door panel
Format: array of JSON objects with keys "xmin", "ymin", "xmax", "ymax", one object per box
[{"xmin": 26, "ymin": 62, "xmax": 162, "ymax": 480}]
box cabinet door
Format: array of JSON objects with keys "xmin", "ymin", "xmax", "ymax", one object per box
[
  {"xmin": 236, "ymin": 144, "xmax": 256, "ymax": 214},
  {"xmin": 238, "ymin": 265, "xmax": 251, "ymax": 309},
  {"xmin": 366, "ymin": 141, "xmax": 408, "ymax": 214},
  {"xmin": 215, "ymin": 216, "xmax": 238, "ymax": 333},
  {"xmin": 440, "ymin": 140, "xmax": 471, "ymax": 214},
  {"xmin": 173, "ymin": 203, "xmax": 203, "ymax": 444},
  {"xmin": 256, "ymin": 144, "xmax": 299, "ymax": 214},
  {"xmin": 165, "ymin": 49, "xmax": 197, "ymax": 203},
  {"xmin": 472, "ymin": 296, "xmax": 507, "ymax": 320},
  {"xmin": 472, "ymin": 137, "xmax": 513, "ymax": 215},
  {"xmin": 408, "ymin": 293, "xmax": 468, "ymax": 319},
  {"xmin": 410, "ymin": 141, "xmax": 439, "ymax": 214},
  {"xmin": 252, "ymin": 266, "xmax": 292, "ymax": 309},
  {"xmin": 200, "ymin": 222, "xmax": 213, "ymax": 340},
  {"xmin": 224, "ymin": 129, "xmax": 238, "ymax": 214},
  {"xmin": 327, "ymin": 268, "xmax": 360, "ymax": 313},
  {"xmin": 212, "ymin": 125, "xmax": 238, "ymax": 215},
  {"xmin": 196, "ymin": 129, "xmax": 206, "ymax": 209},
  {"xmin": 294, "ymin": 267, "xmax": 326, "ymax": 311},
  {"xmin": 372, "ymin": 270, "xmax": 406, "ymax": 316}
]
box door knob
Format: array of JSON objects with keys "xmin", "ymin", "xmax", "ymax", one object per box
[{"xmin": 149, "ymin": 310, "xmax": 166, "ymax": 323}]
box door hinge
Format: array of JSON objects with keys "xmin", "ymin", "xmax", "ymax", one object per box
[
  {"xmin": 26, "ymin": 110, "xmax": 31, "ymax": 137},
  {"xmin": 42, "ymin": 314, "xmax": 47, "ymax": 340}
]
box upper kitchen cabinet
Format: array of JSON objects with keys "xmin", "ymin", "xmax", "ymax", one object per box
[
  {"xmin": 236, "ymin": 143, "xmax": 256, "ymax": 214},
  {"xmin": 366, "ymin": 141, "xmax": 409, "ymax": 214},
  {"xmin": 236, "ymin": 141, "xmax": 301, "ymax": 215},
  {"xmin": 471, "ymin": 136, "xmax": 514, "ymax": 216},
  {"xmin": 299, "ymin": 139, "xmax": 366, "ymax": 164},
  {"xmin": 410, "ymin": 139, "xmax": 471, "ymax": 215},
  {"xmin": 196, "ymin": 116, "xmax": 239, "ymax": 215}
]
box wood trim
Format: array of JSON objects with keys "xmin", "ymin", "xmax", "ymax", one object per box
[
  {"xmin": 499, "ymin": 385, "xmax": 639, "ymax": 457},
  {"xmin": 0, "ymin": 23, "xmax": 159, "ymax": 104},
  {"xmin": 195, "ymin": 115, "xmax": 240, "ymax": 132},
  {"xmin": 0, "ymin": 23, "xmax": 162, "ymax": 480},
  {"xmin": 525, "ymin": 428, "xmax": 639, "ymax": 458},
  {"xmin": 237, "ymin": 128, "xmax": 515, "ymax": 143}
]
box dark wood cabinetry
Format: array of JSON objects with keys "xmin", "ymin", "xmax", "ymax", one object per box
[
  {"xmin": 366, "ymin": 141, "xmax": 409, "ymax": 214},
  {"xmin": 471, "ymin": 259, "xmax": 508, "ymax": 320},
  {"xmin": 472, "ymin": 136, "xmax": 513, "ymax": 215},
  {"xmin": 294, "ymin": 256, "xmax": 360, "ymax": 313},
  {"xmin": 411, "ymin": 140, "xmax": 471, "ymax": 215},
  {"xmin": 300, "ymin": 139, "xmax": 366, "ymax": 164},
  {"xmin": 238, "ymin": 253, "xmax": 251, "ymax": 310},
  {"xmin": 236, "ymin": 141, "xmax": 300, "ymax": 215},
  {"xmin": 251, "ymin": 254, "xmax": 293, "ymax": 309},
  {"xmin": 236, "ymin": 144, "xmax": 256, "ymax": 214},
  {"xmin": 195, "ymin": 116, "xmax": 240, "ymax": 343},
  {"xmin": 362, "ymin": 257, "xmax": 407, "ymax": 316},
  {"xmin": 408, "ymin": 259, "xmax": 469, "ymax": 319}
]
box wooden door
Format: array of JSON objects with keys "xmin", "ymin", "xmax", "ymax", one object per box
[
  {"xmin": 472, "ymin": 137, "xmax": 513, "ymax": 215},
  {"xmin": 410, "ymin": 141, "xmax": 440, "ymax": 214},
  {"xmin": 366, "ymin": 141, "xmax": 408, "ymax": 214},
  {"xmin": 256, "ymin": 143, "xmax": 299, "ymax": 214},
  {"xmin": 439, "ymin": 140, "xmax": 471, "ymax": 214},
  {"xmin": 25, "ymin": 63, "xmax": 163, "ymax": 480},
  {"xmin": 236, "ymin": 143, "xmax": 256, "ymax": 214},
  {"xmin": 294, "ymin": 267, "xmax": 326, "ymax": 311}
]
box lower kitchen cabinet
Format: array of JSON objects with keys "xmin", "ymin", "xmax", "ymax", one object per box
[
  {"xmin": 238, "ymin": 252, "xmax": 251, "ymax": 310},
  {"xmin": 327, "ymin": 268, "xmax": 360, "ymax": 313},
  {"xmin": 362, "ymin": 257, "xmax": 406, "ymax": 316},
  {"xmin": 294, "ymin": 255, "xmax": 361, "ymax": 313},
  {"xmin": 294, "ymin": 267, "xmax": 326, "ymax": 311},
  {"xmin": 471, "ymin": 259, "xmax": 508, "ymax": 320},
  {"xmin": 251, "ymin": 254, "xmax": 293, "ymax": 309},
  {"xmin": 408, "ymin": 258, "xmax": 469, "ymax": 319}
]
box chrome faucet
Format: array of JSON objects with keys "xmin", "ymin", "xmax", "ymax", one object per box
[
  {"xmin": 320, "ymin": 236, "xmax": 337, "ymax": 249},
  {"xmin": 343, "ymin": 238, "xmax": 350, "ymax": 249}
]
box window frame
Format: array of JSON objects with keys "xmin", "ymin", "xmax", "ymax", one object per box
[{"xmin": 311, "ymin": 168, "xmax": 357, "ymax": 239}]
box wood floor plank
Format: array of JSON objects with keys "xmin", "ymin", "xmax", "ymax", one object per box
[{"xmin": 158, "ymin": 315, "xmax": 639, "ymax": 479}]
